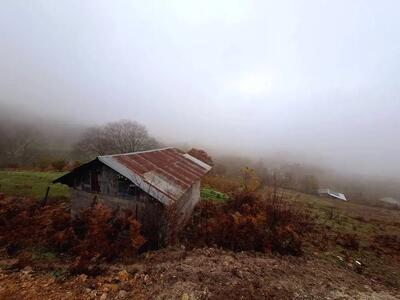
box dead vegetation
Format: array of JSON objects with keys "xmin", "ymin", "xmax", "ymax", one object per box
[
  {"xmin": 1, "ymin": 246, "xmax": 399, "ymax": 300},
  {"xmin": 201, "ymin": 174, "xmax": 241, "ymax": 194},
  {"xmin": 182, "ymin": 188, "xmax": 312, "ymax": 256},
  {"xmin": 0, "ymin": 188, "xmax": 311, "ymax": 265},
  {"xmin": 372, "ymin": 234, "xmax": 400, "ymax": 255},
  {"xmin": 335, "ymin": 233, "xmax": 360, "ymax": 251},
  {"xmin": 0, "ymin": 165, "xmax": 400, "ymax": 298},
  {"xmin": 0, "ymin": 195, "xmax": 145, "ymax": 275}
]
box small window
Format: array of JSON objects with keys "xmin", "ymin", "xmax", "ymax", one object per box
[
  {"xmin": 118, "ymin": 177, "xmax": 130, "ymax": 195},
  {"xmin": 90, "ymin": 170, "xmax": 100, "ymax": 193},
  {"xmin": 118, "ymin": 177, "xmax": 141, "ymax": 197}
]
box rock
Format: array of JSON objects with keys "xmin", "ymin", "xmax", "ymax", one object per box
[
  {"xmin": 143, "ymin": 274, "xmax": 151, "ymax": 284},
  {"xmin": 126, "ymin": 264, "xmax": 143, "ymax": 275},
  {"xmin": 102, "ymin": 284, "xmax": 118, "ymax": 293},
  {"xmin": 118, "ymin": 290, "xmax": 128, "ymax": 299},
  {"xmin": 181, "ymin": 293, "xmax": 190, "ymax": 300},
  {"xmin": 232, "ymin": 268, "xmax": 243, "ymax": 278},
  {"xmin": 78, "ymin": 274, "xmax": 88, "ymax": 283},
  {"xmin": 21, "ymin": 266, "xmax": 33, "ymax": 275},
  {"xmin": 100, "ymin": 292, "xmax": 107, "ymax": 300},
  {"xmin": 89, "ymin": 290, "xmax": 97, "ymax": 299},
  {"xmin": 43, "ymin": 278, "xmax": 55, "ymax": 287},
  {"xmin": 118, "ymin": 270, "xmax": 129, "ymax": 282}
]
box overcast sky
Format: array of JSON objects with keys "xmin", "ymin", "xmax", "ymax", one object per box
[{"xmin": 1, "ymin": 0, "xmax": 399, "ymax": 177}]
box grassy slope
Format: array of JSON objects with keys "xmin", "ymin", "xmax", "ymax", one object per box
[
  {"xmin": 284, "ymin": 188, "xmax": 400, "ymax": 239},
  {"xmin": 200, "ymin": 187, "xmax": 228, "ymax": 201},
  {"xmin": 0, "ymin": 171, "xmax": 222, "ymax": 201},
  {"xmin": 282, "ymin": 188, "xmax": 400, "ymax": 287},
  {"xmin": 0, "ymin": 170, "xmax": 69, "ymax": 199},
  {"xmin": 1, "ymin": 171, "xmax": 399, "ymax": 287}
]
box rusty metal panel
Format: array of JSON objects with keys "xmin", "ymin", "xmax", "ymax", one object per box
[{"xmin": 98, "ymin": 148, "xmax": 211, "ymax": 205}]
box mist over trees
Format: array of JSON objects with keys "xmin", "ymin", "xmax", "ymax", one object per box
[
  {"xmin": 0, "ymin": 108, "xmax": 399, "ymax": 204},
  {"xmin": 0, "ymin": 117, "xmax": 159, "ymax": 168},
  {"xmin": 0, "ymin": 122, "xmax": 43, "ymax": 168},
  {"xmin": 74, "ymin": 120, "xmax": 160, "ymax": 159}
]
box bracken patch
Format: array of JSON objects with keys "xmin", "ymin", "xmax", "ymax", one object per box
[
  {"xmin": 182, "ymin": 189, "xmax": 313, "ymax": 255},
  {"xmin": 0, "ymin": 195, "xmax": 145, "ymax": 274}
]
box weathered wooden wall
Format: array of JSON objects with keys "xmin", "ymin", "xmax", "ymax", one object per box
[
  {"xmin": 70, "ymin": 189, "xmax": 163, "ymax": 241},
  {"xmin": 70, "ymin": 163, "xmax": 164, "ymax": 243},
  {"xmin": 68, "ymin": 162, "xmax": 202, "ymax": 246},
  {"xmin": 176, "ymin": 180, "xmax": 201, "ymax": 225}
]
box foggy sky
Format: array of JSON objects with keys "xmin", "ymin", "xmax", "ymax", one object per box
[{"xmin": 1, "ymin": 0, "xmax": 399, "ymax": 178}]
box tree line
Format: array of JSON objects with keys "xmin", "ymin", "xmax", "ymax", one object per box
[{"xmin": 0, "ymin": 119, "xmax": 160, "ymax": 169}]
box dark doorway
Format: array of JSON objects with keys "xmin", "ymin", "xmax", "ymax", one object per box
[{"xmin": 90, "ymin": 170, "xmax": 100, "ymax": 193}]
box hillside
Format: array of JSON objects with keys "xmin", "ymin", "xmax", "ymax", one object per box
[
  {"xmin": 0, "ymin": 171, "xmax": 399, "ymax": 299},
  {"xmin": 1, "ymin": 247, "xmax": 398, "ymax": 299}
]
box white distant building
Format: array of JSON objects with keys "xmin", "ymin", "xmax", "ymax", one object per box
[
  {"xmin": 318, "ymin": 188, "xmax": 347, "ymax": 201},
  {"xmin": 379, "ymin": 197, "xmax": 400, "ymax": 208}
]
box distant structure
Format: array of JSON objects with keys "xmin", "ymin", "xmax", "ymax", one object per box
[
  {"xmin": 318, "ymin": 188, "xmax": 347, "ymax": 201},
  {"xmin": 54, "ymin": 148, "xmax": 212, "ymax": 245},
  {"xmin": 379, "ymin": 197, "xmax": 400, "ymax": 208}
]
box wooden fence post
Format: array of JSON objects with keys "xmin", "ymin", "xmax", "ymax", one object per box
[{"xmin": 41, "ymin": 186, "xmax": 50, "ymax": 206}]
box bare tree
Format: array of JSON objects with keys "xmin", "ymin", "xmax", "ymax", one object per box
[
  {"xmin": 75, "ymin": 127, "xmax": 110, "ymax": 157},
  {"xmin": 0, "ymin": 122, "xmax": 43, "ymax": 167},
  {"xmin": 75, "ymin": 120, "xmax": 160, "ymax": 158}
]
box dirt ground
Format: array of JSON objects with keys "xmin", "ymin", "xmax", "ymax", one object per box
[
  {"xmin": 1, "ymin": 190, "xmax": 399, "ymax": 299},
  {"xmin": 1, "ymin": 247, "xmax": 399, "ymax": 300}
]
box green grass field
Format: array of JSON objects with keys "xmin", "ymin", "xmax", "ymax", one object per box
[
  {"xmin": 201, "ymin": 187, "xmax": 228, "ymax": 201},
  {"xmin": 0, "ymin": 170, "xmax": 69, "ymax": 199},
  {"xmin": 0, "ymin": 171, "xmax": 227, "ymax": 202}
]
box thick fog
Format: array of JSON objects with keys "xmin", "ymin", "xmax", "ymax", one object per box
[{"xmin": 1, "ymin": 0, "xmax": 399, "ymax": 178}]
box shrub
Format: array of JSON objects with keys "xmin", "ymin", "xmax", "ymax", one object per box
[
  {"xmin": 51, "ymin": 202, "xmax": 146, "ymax": 260},
  {"xmin": 182, "ymin": 187, "xmax": 312, "ymax": 256},
  {"xmin": 335, "ymin": 233, "xmax": 360, "ymax": 250},
  {"xmin": 202, "ymin": 174, "xmax": 241, "ymax": 194},
  {"xmin": 372, "ymin": 234, "xmax": 400, "ymax": 254},
  {"xmin": 37, "ymin": 157, "xmax": 52, "ymax": 170},
  {"xmin": 240, "ymin": 167, "xmax": 261, "ymax": 192},
  {"xmin": 51, "ymin": 159, "xmax": 67, "ymax": 171},
  {"xmin": 0, "ymin": 195, "xmax": 145, "ymax": 271}
]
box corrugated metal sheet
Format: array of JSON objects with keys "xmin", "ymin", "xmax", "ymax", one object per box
[
  {"xmin": 98, "ymin": 148, "xmax": 211, "ymax": 205},
  {"xmin": 318, "ymin": 188, "xmax": 347, "ymax": 201},
  {"xmin": 379, "ymin": 197, "xmax": 400, "ymax": 206}
]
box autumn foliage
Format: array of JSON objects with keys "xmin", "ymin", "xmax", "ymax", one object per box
[
  {"xmin": 183, "ymin": 188, "xmax": 312, "ymax": 255},
  {"xmin": 202, "ymin": 167, "xmax": 262, "ymax": 195},
  {"xmin": 202, "ymin": 175, "xmax": 241, "ymax": 193},
  {"xmin": 187, "ymin": 148, "xmax": 214, "ymax": 166},
  {"xmin": 0, "ymin": 195, "xmax": 145, "ymax": 273}
]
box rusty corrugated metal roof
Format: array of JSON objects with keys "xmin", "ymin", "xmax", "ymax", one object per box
[{"xmin": 98, "ymin": 148, "xmax": 211, "ymax": 204}]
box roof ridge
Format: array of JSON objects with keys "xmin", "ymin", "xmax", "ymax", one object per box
[{"xmin": 98, "ymin": 147, "xmax": 175, "ymax": 158}]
